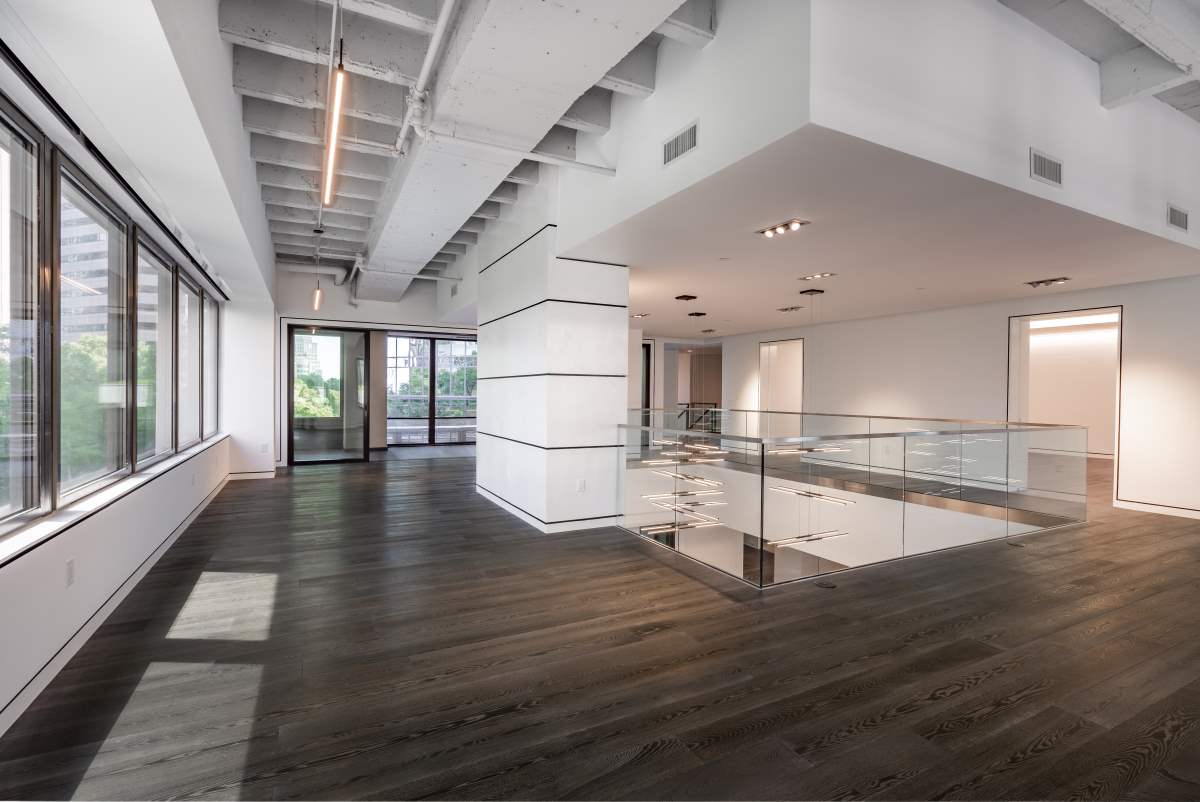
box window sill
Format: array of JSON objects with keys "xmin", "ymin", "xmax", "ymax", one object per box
[{"xmin": 0, "ymin": 434, "xmax": 229, "ymax": 570}]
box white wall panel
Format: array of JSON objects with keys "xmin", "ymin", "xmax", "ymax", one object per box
[{"xmin": 0, "ymin": 439, "xmax": 230, "ymax": 735}]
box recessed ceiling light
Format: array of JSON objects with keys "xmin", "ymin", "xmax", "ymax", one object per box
[
  {"xmin": 688, "ymin": 311, "xmax": 707, "ymax": 317},
  {"xmin": 1026, "ymin": 277, "xmax": 1071, "ymax": 288},
  {"xmin": 778, "ymin": 305, "xmax": 803, "ymax": 312},
  {"xmin": 701, "ymin": 328, "xmax": 716, "ymax": 334},
  {"xmin": 631, "ymin": 313, "xmax": 649, "ymax": 319},
  {"xmin": 675, "ymin": 293, "xmax": 698, "ymax": 301},
  {"xmin": 718, "ymin": 257, "xmax": 731, "ymax": 261},
  {"xmin": 799, "ymin": 288, "xmax": 825, "ymax": 296},
  {"xmin": 799, "ymin": 272, "xmax": 835, "ymax": 281},
  {"xmin": 759, "ymin": 219, "xmax": 810, "ymax": 238}
]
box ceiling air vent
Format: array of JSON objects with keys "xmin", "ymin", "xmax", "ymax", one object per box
[
  {"xmin": 1168, "ymin": 204, "xmax": 1189, "ymax": 232},
  {"xmin": 1029, "ymin": 148, "xmax": 1063, "ymax": 187},
  {"xmin": 663, "ymin": 123, "xmax": 698, "ymax": 166}
]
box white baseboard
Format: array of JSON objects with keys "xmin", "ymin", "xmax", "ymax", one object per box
[
  {"xmin": 229, "ymin": 471, "xmax": 275, "ymax": 480},
  {"xmin": 0, "ymin": 476, "xmax": 229, "ymax": 737},
  {"xmin": 475, "ymin": 486, "xmax": 618, "ymax": 534},
  {"xmin": 1113, "ymin": 498, "xmax": 1200, "ymax": 520}
]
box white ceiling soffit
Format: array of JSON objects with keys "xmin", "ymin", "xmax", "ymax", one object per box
[
  {"xmin": 0, "ymin": 0, "xmax": 277, "ymax": 303},
  {"xmin": 562, "ymin": 125, "xmax": 1200, "ymax": 339},
  {"xmin": 361, "ymin": 0, "xmax": 699, "ymax": 300},
  {"xmin": 999, "ymin": 0, "xmax": 1200, "ymax": 116}
]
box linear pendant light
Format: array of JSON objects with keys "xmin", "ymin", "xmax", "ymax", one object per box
[{"xmin": 323, "ymin": 61, "xmax": 346, "ymax": 206}]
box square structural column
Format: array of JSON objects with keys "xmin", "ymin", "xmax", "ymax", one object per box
[{"xmin": 476, "ymin": 225, "xmax": 629, "ymax": 533}]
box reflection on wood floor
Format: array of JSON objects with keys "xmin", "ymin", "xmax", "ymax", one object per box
[{"xmin": 6, "ymin": 458, "xmax": 1200, "ymax": 800}]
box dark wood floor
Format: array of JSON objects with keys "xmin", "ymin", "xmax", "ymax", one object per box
[{"xmin": 3, "ymin": 457, "xmax": 1200, "ymax": 800}]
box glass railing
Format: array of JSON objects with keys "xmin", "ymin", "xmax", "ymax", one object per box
[{"xmin": 619, "ymin": 409, "xmax": 1087, "ymax": 588}]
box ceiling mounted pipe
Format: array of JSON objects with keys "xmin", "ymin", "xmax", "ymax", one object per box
[{"xmin": 395, "ymin": 0, "xmax": 460, "ymax": 156}]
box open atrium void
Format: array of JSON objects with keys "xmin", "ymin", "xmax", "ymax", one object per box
[{"xmin": 5, "ymin": 1, "xmax": 1200, "ymax": 800}]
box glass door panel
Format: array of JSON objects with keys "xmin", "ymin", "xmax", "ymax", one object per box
[
  {"xmin": 435, "ymin": 339, "xmax": 476, "ymax": 444},
  {"xmin": 386, "ymin": 335, "xmax": 430, "ymax": 445},
  {"xmin": 291, "ymin": 328, "xmax": 367, "ymax": 463}
]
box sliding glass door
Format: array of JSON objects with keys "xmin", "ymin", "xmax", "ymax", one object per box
[
  {"xmin": 289, "ymin": 326, "xmax": 368, "ymax": 464},
  {"xmin": 387, "ymin": 334, "xmax": 476, "ymax": 446}
]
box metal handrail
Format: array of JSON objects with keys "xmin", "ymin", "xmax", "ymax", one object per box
[{"xmin": 629, "ymin": 407, "xmax": 1082, "ymax": 430}]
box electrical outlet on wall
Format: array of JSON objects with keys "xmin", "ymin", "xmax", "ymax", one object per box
[
  {"xmin": 65, "ymin": 558, "xmax": 75, "ymax": 588},
  {"xmin": 576, "ymin": 479, "xmax": 586, "ymax": 493}
]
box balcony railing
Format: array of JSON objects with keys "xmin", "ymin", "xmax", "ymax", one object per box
[{"xmin": 619, "ymin": 408, "xmax": 1087, "ymax": 588}]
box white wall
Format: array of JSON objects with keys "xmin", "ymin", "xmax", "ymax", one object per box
[
  {"xmin": 809, "ymin": 0, "xmax": 1200, "ymax": 249},
  {"xmin": 721, "ymin": 274, "xmax": 1200, "ymax": 517},
  {"xmin": 222, "ymin": 301, "xmax": 276, "ymax": 475},
  {"xmin": 1015, "ymin": 320, "xmax": 1120, "ymax": 456},
  {"xmin": 557, "ymin": 0, "xmax": 813, "ymax": 254},
  {"xmin": 0, "ymin": 438, "xmax": 230, "ymax": 735},
  {"xmin": 369, "ymin": 331, "xmax": 388, "ymax": 449},
  {"xmin": 627, "ymin": 327, "xmax": 643, "ymax": 409}
]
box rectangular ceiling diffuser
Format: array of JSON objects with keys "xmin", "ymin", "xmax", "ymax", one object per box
[{"xmin": 663, "ymin": 123, "xmax": 698, "ymax": 165}]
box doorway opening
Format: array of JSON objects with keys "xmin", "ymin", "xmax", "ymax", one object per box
[
  {"xmin": 288, "ymin": 326, "xmax": 369, "ymax": 464},
  {"xmin": 759, "ymin": 338, "xmax": 804, "ymax": 412},
  {"xmin": 1008, "ymin": 307, "xmax": 1121, "ymax": 458},
  {"xmin": 663, "ymin": 344, "xmax": 722, "ymax": 429}
]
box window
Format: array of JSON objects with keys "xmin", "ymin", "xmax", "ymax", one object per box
[
  {"xmin": 385, "ymin": 336, "xmax": 430, "ymax": 445},
  {"xmin": 202, "ymin": 294, "xmax": 217, "ymax": 437},
  {"xmin": 135, "ymin": 244, "xmax": 173, "ymax": 461},
  {"xmin": 0, "ymin": 114, "xmax": 39, "ymax": 520},
  {"xmin": 177, "ymin": 280, "xmax": 200, "ymax": 446},
  {"xmin": 435, "ymin": 339, "xmax": 477, "ymax": 443},
  {"xmin": 58, "ymin": 174, "xmax": 127, "ymax": 495}
]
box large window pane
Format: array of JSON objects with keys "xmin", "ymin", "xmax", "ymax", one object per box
[
  {"xmin": 59, "ymin": 176, "xmax": 126, "ymax": 493},
  {"xmin": 385, "ymin": 336, "xmax": 429, "ymax": 445},
  {"xmin": 0, "ymin": 117, "xmax": 38, "ymax": 518},
  {"xmin": 178, "ymin": 281, "xmax": 200, "ymax": 445},
  {"xmin": 202, "ymin": 295, "xmax": 217, "ymax": 437},
  {"xmin": 136, "ymin": 246, "xmax": 173, "ymax": 461},
  {"xmin": 435, "ymin": 339, "xmax": 476, "ymax": 444}
]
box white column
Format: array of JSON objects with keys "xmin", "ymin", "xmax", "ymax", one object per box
[{"xmin": 475, "ymin": 224, "xmax": 629, "ymax": 533}]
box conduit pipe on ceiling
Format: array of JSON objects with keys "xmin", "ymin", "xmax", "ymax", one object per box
[
  {"xmin": 277, "ymin": 261, "xmax": 352, "ymax": 285},
  {"xmin": 395, "ymin": 0, "xmax": 460, "ymax": 156}
]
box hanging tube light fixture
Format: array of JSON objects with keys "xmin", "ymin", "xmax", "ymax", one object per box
[{"xmin": 322, "ymin": 47, "xmax": 347, "ymax": 206}]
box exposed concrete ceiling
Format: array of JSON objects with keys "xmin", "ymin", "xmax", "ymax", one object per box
[
  {"xmin": 561, "ymin": 125, "xmax": 1200, "ymax": 339},
  {"xmin": 1000, "ymin": 0, "xmax": 1200, "ymax": 117},
  {"xmin": 218, "ymin": 0, "xmax": 715, "ymax": 302},
  {"xmin": 0, "ymin": 0, "xmax": 277, "ymax": 303}
]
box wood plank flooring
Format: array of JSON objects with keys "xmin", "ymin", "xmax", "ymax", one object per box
[{"xmin": 2, "ymin": 457, "xmax": 1200, "ymax": 799}]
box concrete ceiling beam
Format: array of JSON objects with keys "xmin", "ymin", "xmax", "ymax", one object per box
[
  {"xmin": 276, "ymin": 250, "xmax": 357, "ymax": 267},
  {"xmin": 314, "ymin": 0, "xmax": 437, "ymax": 34},
  {"xmin": 1079, "ymin": 0, "xmax": 1200, "ymax": 106},
  {"xmin": 473, "ymin": 201, "xmax": 502, "ymax": 220},
  {"xmin": 251, "ymin": 134, "xmax": 391, "ymax": 181},
  {"xmin": 272, "ymin": 233, "xmax": 362, "ymax": 254},
  {"xmin": 533, "ymin": 125, "xmax": 578, "ymax": 160},
  {"xmin": 219, "ymin": 0, "xmax": 426, "ymax": 86},
  {"xmin": 655, "ymin": 0, "xmax": 716, "ymax": 48},
  {"xmin": 434, "ymin": 250, "xmax": 458, "ymax": 262},
  {"xmin": 596, "ymin": 37, "xmax": 658, "ymax": 97},
  {"xmin": 256, "ymin": 164, "xmax": 382, "ymax": 201},
  {"xmin": 440, "ymin": 242, "xmax": 468, "ymax": 255},
  {"xmin": 261, "ymin": 185, "xmax": 377, "ymax": 218},
  {"xmin": 506, "ymin": 160, "xmax": 541, "ymax": 185},
  {"xmin": 270, "ymin": 219, "xmax": 368, "ymax": 242},
  {"xmin": 241, "ymin": 97, "xmax": 398, "ymax": 157},
  {"xmin": 449, "ymin": 230, "xmax": 479, "ymax": 246},
  {"xmin": 559, "ymin": 86, "xmax": 612, "ymax": 134},
  {"xmin": 487, "ymin": 181, "xmax": 519, "ymax": 204},
  {"xmin": 232, "ymin": 47, "xmax": 407, "ymax": 127},
  {"xmin": 460, "ymin": 218, "xmax": 486, "ymax": 233},
  {"xmin": 266, "ymin": 204, "xmax": 369, "ymax": 231}
]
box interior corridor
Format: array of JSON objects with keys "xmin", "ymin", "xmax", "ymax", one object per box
[{"xmin": 3, "ymin": 459, "xmax": 1200, "ymax": 800}]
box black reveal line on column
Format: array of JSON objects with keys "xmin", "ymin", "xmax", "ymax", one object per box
[
  {"xmin": 478, "ymin": 298, "xmax": 627, "ymax": 327},
  {"xmin": 476, "ymin": 484, "xmax": 620, "ymax": 526},
  {"xmin": 478, "ymin": 224, "xmax": 556, "ymax": 275}
]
